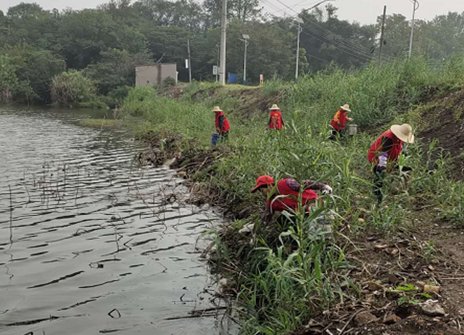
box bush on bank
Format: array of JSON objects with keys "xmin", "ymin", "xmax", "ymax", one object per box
[
  {"xmin": 50, "ymin": 70, "xmax": 105, "ymax": 108},
  {"xmin": 121, "ymin": 57, "xmax": 464, "ymax": 334}
]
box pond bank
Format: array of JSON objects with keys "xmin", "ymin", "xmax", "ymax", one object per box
[{"xmin": 123, "ymin": 74, "xmax": 464, "ymax": 334}]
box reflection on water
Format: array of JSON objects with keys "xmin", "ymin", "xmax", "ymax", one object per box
[{"xmin": 0, "ymin": 108, "xmax": 231, "ymax": 335}]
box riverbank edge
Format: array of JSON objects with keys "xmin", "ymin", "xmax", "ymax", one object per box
[
  {"xmin": 136, "ymin": 130, "xmax": 252, "ymax": 219},
  {"xmin": 121, "ymin": 78, "xmax": 464, "ymax": 334},
  {"xmin": 134, "ymin": 125, "xmax": 464, "ymax": 335}
]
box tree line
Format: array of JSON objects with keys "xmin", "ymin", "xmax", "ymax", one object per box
[{"xmin": 0, "ymin": 0, "xmax": 463, "ymax": 106}]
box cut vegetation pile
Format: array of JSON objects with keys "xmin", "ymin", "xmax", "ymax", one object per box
[{"xmin": 120, "ymin": 57, "xmax": 464, "ymax": 335}]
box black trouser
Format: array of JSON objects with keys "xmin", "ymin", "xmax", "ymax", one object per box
[
  {"xmin": 329, "ymin": 128, "xmax": 344, "ymax": 141},
  {"xmin": 373, "ymin": 167, "xmax": 385, "ymax": 204},
  {"xmin": 372, "ymin": 165, "xmax": 413, "ymax": 204},
  {"xmin": 219, "ymin": 131, "xmax": 229, "ymax": 142}
]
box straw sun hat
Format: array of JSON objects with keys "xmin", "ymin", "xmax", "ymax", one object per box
[
  {"xmin": 340, "ymin": 103, "xmax": 351, "ymax": 112},
  {"xmin": 391, "ymin": 123, "xmax": 415, "ymax": 143},
  {"xmin": 212, "ymin": 106, "xmax": 222, "ymax": 112},
  {"xmin": 270, "ymin": 104, "xmax": 280, "ymax": 110}
]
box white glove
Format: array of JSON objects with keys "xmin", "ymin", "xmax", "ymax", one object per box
[
  {"xmin": 378, "ymin": 152, "xmax": 388, "ymax": 168},
  {"xmin": 321, "ymin": 185, "xmax": 333, "ymax": 195}
]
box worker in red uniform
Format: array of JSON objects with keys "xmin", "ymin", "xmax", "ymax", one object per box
[
  {"xmin": 329, "ymin": 103, "xmax": 353, "ymax": 140},
  {"xmin": 268, "ymin": 104, "xmax": 284, "ymax": 130},
  {"xmin": 251, "ymin": 175, "xmax": 332, "ymax": 216},
  {"xmin": 212, "ymin": 106, "xmax": 230, "ymax": 143},
  {"xmin": 368, "ymin": 123, "xmax": 414, "ymax": 203}
]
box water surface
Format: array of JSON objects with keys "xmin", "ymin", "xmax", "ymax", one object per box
[{"xmin": 0, "ymin": 108, "xmax": 229, "ymax": 335}]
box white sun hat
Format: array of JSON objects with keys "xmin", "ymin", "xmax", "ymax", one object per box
[
  {"xmin": 340, "ymin": 103, "xmax": 351, "ymax": 112},
  {"xmin": 391, "ymin": 123, "xmax": 415, "ymax": 143}
]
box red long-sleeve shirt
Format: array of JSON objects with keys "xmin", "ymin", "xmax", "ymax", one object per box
[{"xmin": 330, "ymin": 109, "xmax": 348, "ymax": 131}]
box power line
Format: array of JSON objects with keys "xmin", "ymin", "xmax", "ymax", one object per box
[
  {"xmin": 303, "ymin": 20, "xmax": 376, "ymax": 59},
  {"xmin": 260, "ymin": 0, "xmax": 344, "ymax": 64},
  {"xmin": 266, "ymin": 0, "xmax": 379, "ymax": 60},
  {"xmin": 300, "ymin": 29, "xmax": 373, "ymax": 62},
  {"xmin": 260, "ymin": 0, "xmax": 292, "ymax": 17}
]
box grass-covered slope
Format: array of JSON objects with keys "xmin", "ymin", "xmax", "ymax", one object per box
[{"xmin": 120, "ymin": 57, "xmax": 464, "ymax": 334}]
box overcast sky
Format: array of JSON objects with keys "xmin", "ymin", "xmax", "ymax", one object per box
[{"xmin": 1, "ymin": 0, "xmax": 463, "ymax": 24}]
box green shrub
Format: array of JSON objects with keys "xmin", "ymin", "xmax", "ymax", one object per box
[
  {"xmin": 50, "ymin": 70, "xmax": 99, "ymax": 107},
  {"xmin": 161, "ymin": 76, "xmax": 176, "ymax": 88}
]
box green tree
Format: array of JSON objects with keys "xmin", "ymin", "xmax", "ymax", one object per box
[
  {"xmin": 7, "ymin": 3, "xmax": 46, "ymax": 19},
  {"xmin": 298, "ymin": 6, "xmax": 376, "ymax": 71},
  {"xmin": 134, "ymin": 0, "xmax": 205, "ymax": 31},
  {"xmin": 225, "ymin": 20, "xmax": 295, "ymax": 81},
  {"xmin": 84, "ymin": 48, "xmax": 153, "ymax": 95},
  {"xmin": 379, "ymin": 14, "xmax": 410, "ymax": 59},
  {"xmin": 4, "ymin": 47, "xmax": 65, "ymax": 103},
  {"xmin": 55, "ymin": 9, "xmax": 146, "ymax": 69},
  {"xmin": 203, "ymin": 0, "xmax": 262, "ymax": 28},
  {"xmin": 0, "ymin": 55, "xmax": 18, "ymax": 102}
]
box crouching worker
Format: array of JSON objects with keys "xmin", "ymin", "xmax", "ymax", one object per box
[
  {"xmin": 367, "ymin": 123, "xmax": 414, "ymax": 203},
  {"xmin": 250, "ymin": 175, "xmax": 332, "ymax": 221},
  {"xmin": 329, "ymin": 103, "xmax": 353, "ymax": 140}
]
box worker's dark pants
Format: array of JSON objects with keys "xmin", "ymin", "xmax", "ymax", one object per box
[
  {"xmin": 372, "ymin": 165, "xmax": 413, "ymax": 204},
  {"xmin": 219, "ymin": 131, "xmax": 229, "ymax": 142},
  {"xmin": 329, "ymin": 128, "xmax": 345, "ymax": 141},
  {"xmin": 373, "ymin": 168, "xmax": 385, "ymax": 204}
]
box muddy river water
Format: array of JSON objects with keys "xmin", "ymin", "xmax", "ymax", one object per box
[{"xmin": 0, "ymin": 108, "xmax": 231, "ymax": 335}]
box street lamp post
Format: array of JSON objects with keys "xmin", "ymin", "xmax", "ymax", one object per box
[
  {"xmin": 408, "ymin": 0, "xmax": 419, "ymax": 59},
  {"xmin": 295, "ymin": 17, "xmax": 303, "ymax": 80},
  {"xmin": 240, "ymin": 34, "xmax": 250, "ymax": 84}
]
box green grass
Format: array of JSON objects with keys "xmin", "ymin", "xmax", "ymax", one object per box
[
  {"xmin": 121, "ymin": 56, "xmax": 464, "ymax": 334},
  {"xmin": 78, "ymin": 118, "xmax": 122, "ymax": 128}
]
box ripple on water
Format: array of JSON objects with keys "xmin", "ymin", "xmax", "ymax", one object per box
[{"xmin": 0, "ymin": 109, "xmax": 231, "ymax": 335}]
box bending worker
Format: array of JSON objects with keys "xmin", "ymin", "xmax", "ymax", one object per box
[
  {"xmin": 268, "ymin": 104, "xmax": 284, "ymax": 130},
  {"xmin": 251, "ymin": 175, "xmax": 332, "ymax": 217},
  {"xmin": 367, "ymin": 123, "xmax": 415, "ymax": 203},
  {"xmin": 212, "ymin": 106, "xmax": 230, "ymax": 142},
  {"xmin": 329, "ymin": 103, "xmax": 353, "ymax": 140}
]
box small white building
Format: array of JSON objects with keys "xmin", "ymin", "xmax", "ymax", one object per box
[{"xmin": 135, "ymin": 64, "xmax": 177, "ymax": 86}]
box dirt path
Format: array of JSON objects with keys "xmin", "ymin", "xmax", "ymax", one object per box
[
  {"xmin": 421, "ymin": 221, "xmax": 464, "ymax": 326},
  {"xmin": 301, "ymin": 219, "xmax": 464, "ymax": 335}
]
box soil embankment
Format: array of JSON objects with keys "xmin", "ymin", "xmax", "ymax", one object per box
[{"xmin": 419, "ymin": 88, "xmax": 464, "ymax": 179}]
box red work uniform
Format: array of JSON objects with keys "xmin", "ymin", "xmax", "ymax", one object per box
[
  {"xmin": 269, "ymin": 110, "xmax": 284, "ymax": 130},
  {"xmin": 267, "ymin": 178, "xmax": 318, "ymax": 213},
  {"xmin": 330, "ymin": 109, "xmax": 349, "ymax": 132},
  {"xmin": 367, "ymin": 129, "xmax": 403, "ymax": 165},
  {"xmin": 215, "ymin": 111, "xmax": 230, "ymax": 135}
]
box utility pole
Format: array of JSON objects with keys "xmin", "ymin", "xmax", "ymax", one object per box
[
  {"xmin": 408, "ymin": 0, "xmax": 419, "ymax": 59},
  {"xmin": 295, "ymin": 18, "xmax": 303, "ymax": 80},
  {"xmin": 219, "ymin": 0, "xmax": 228, "ymax": 85},
  {"xmin": 216, "ymin": 44, "xmax": 219, "ymax": 82},
  {"xmin": 378, "ymin": 5, "xmax": 387, "ymax": 62},
  {"xmin": 187, "ymin": 39, "xmax": 192, "ymax": 83},
  {"xmin": 240, "ymin": 34, "xmax": 250, "ymax": 83}
]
